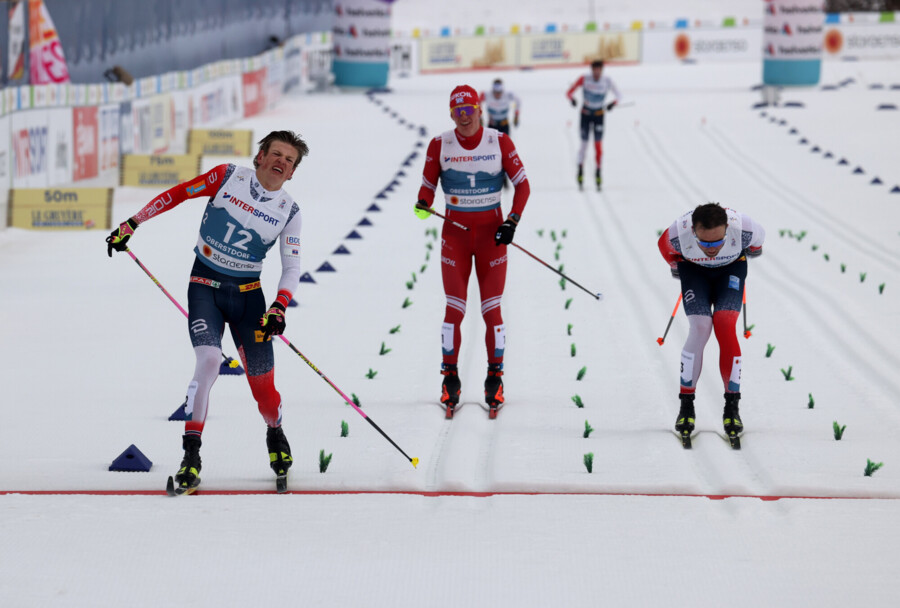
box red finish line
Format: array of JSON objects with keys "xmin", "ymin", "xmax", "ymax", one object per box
[{"xmin": 0, "ymin": 489, "xmax": 891, "ymax": 500}]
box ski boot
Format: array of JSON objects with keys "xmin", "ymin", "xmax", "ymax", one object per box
[
  {"xmin": 440, "ymin": 363, "xmax": 461, "ymax": 419},
  {"xmin": 169, "ymin": 434, "xmax": 202, "ymax": 495},
  {"xmin": 675, "ymin": 393, "xmax": 695, "ymax": 449},
  {"xmin": 267, "ymin": 426, "xmax": 293, "ymax": 493},
  {"xmin": 577, "ymin": 164, "xmax": 584, "ymax": 191},
  {"xmin": 484, "ymin": 363, "xmax": 504, "ymax": 419},
  {"xmin": 595, "ymin": 167, "xmax": 602, "ymax": 191},
  {"xmin": 723, "ymin": 392, "xmax": 743, "ymax": 449}
]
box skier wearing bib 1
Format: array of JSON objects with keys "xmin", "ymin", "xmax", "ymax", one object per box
[
  {"xmin": 415, "ymin": 85, "xmax": 530, "ymax": 416},
  {"xmin": 657, "ymin": 203, "xmax": 765, "ymax": 442},
  {"xmin": 566, "ymin": 59, "xmax": 621, "ymax": 191},
  {"xmin": 106, "ymin": 131, "xmax": 309, "ymax": 493}
]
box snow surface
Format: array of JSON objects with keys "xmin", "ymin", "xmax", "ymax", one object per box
[{"xmin": 3, "ymin": 46, "xmax": 900, "ymax": 608}]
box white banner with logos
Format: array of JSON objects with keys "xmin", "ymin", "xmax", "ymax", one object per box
[
  {"xmin": 333, "ymin": 0, "xmax": 393, "ymax": 86},
  {"xmin": 0, "ymin": 113, "xmax": 10, "ymax": 225},
  {"xmin": 420, "ymin": 36, "xmax": 517, "ymax": 72},
  {"xmin": 762, "ymin": 0, "xmax": 824, "ymax": 85},
  {"xmin": 643, "ymin": 27, "xmax": 762, "ymax": 63},
  {"xmin": 823, "ymin": 22, "xmax": 900, "ymax": 60},
  {"xmin": 522, "ymin": 31, "xmax": 640, "ymax": 67}
]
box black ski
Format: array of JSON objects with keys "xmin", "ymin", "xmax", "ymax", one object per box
[
  {"xmin": 680, "ymin": 430, "xmax": 692, "ymax": 449},
  {"xmin": 727, "ymin": 432, "xmax": 741, "ymax": 450},
  {"xmin": 275, "ymin": 474, "xmax": 288, "ymax": 493},
  {"xmin": 166, "ymin": 475, "xmax": 200, "ymax": 497}
]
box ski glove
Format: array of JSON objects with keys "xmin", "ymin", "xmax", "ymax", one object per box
[
  {"xmin": 106, "ymin": 218, "xmax": 138, "ymax": 257},
  {"xmin": 495, "ymin": 214, "xmax": 519, "ymax": 246},
  {"xmin": 569, "ymin": 98, "xmax": 577, "ymax": 108},
  {"xmin": 747, "ymin": 246, "xmax": 763, "ymax": 258},
  {"xmin": 414, "ymin": 199, "xmax": 432, "ymax": 220},
  {"xmin": 260, "ymin": 301, "xmax": 287, "ymax": 340},
  {"xmin": 605, "ymin": 100, "xmax": 618, "ymax": 112}
]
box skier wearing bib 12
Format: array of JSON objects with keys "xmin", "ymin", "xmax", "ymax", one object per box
[
  {"xmin": 106, "ymin": 131, "xmax": 309, "ymax": 493},
  {"xmin": 415, "ymin": 85, "xmax": 530, "ymax": 417},
  {"xmin": 657, "ymin": 203, "xmax": 765, "ymax": 445},
  {"xmin": 566, "ymin": 59, "xmax": 621, "ymax": 191}
]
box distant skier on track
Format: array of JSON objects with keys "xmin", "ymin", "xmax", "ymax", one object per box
[
  {"xmin": 106, "ymin": 130, "xmax": 310, "ymax": 494},
  {"xmin": 415, "ymin": 84, "xmax": 531, "ymax": 419},
  {"xmin": 566, "ymin": 59, "xmax": 621, "ymax": 191},
  {"xmin": 657, "ymin": 203, "xmax": 765, "ymax": 448}
]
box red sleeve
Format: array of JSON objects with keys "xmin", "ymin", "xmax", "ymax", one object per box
[
  {"xmin": 131, "ymin": 164, "xmax": 228, "ymax": 225},
  {"xmin": 566, "ymin": 76, "xmax": 585, "ymax": 101},
  {"xmin": 416, "ymin": 137, "xmax": 443, "ymax": 205},
  {"xmin": 658, "ymin": 229, "xmax": 683, "ymax": 268},
  {"xmin": 499, "ymin": 134, "xmax": 529, "ymax": 219}
]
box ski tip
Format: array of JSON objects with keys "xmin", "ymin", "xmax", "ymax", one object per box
[{"xmin": 411, "ymin": 457, "xmax": 419, "ymax": 469}]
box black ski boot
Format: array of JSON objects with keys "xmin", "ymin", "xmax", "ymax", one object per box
[
  {"xmin": 267, "ymin": 426, "xmax": 293, "ymax": 476},
  {"xmin": 595, "ymin": 167, "xmax": 602, "ymax": 191},
  {"xmin": 675, "ymin": 393, "xmax": 695, "ymax": 448},
  {"xmin": 174, "ymin": 434, "xmax": 202, "ymax": 490},
  {"xmin": 441, "ymin": 363, "xmax": 461, "ymax": 418},
  {"xmin": 577, "ymin": 164, "xmax": 584, "ymax": 190},
  {"xmin": 723, "ymin": 392, "xmax": 743, "ymax": 435},
  {"xmin": 485, "ymin": 363, "xmax": 504, "ymax": 418}
]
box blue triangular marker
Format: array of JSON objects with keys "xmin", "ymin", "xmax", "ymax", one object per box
[
  {"xmin": 416, "ymin": 141, "xmax": 424, "ymax": 147},
  {"xmin": 299, "ymin": 272, "xmax": 316, "ymax": 283},
  {"xmin": 877, "ymin": 104, "xmax": 897, "ymax": 111},
  {"xmin": 824, "ymin": 152, "xmax": 834, "ymax": 158},
  {"xmin": 346, "ymin": 230, "xmax": 363, "ymax": 239},
  {"xmin": 169, "ymin": 401, "xmax": 187, "ymax": 421},
  {"xmin": 784, "ymin": 101, "xmax": 804, "ymax": 108},
  {"xmin": 871, "ymin": 177, "xmax": 883, "ymax": 185},
  {"xmin": 334, "ymin": 244, "xmax": 351, "ymax": 254},
  {"xmin": 838, "ymin": 158, "xmax": 849, "ymax": 165},
  {"xmin": 396, "ymin": 170, "xmax": 406, "ymax": 177},
  {"xmin": 109, "ymin": 445, "xmax": 153, "ymax": 472},
  {"xmin": 390, "ymin": 180, "xmax": 400, "ymax": 187},
  {"xmin": 376, "ymin": 192, "xmax": 388, "ymax": 200},
  {"xmin": 778, "ymin": 119, "xmax": 787, "ymax": 125},
  {"xmin": 892, "ymin": 186, "xmax": 900, "ymax": 193},
  {"xmin": 367, "ymin": 203, "xmax": 381, "ymax": 212},
  {"xmin": 317, "ymin": 261, "xmax": 336, "ymax": 272},
  {"xmin": 288, "ymin": 299, "xmax": 298, "ymax": 307},
  {"xmin": 358, "ymin": 217, "xmax": 373, "ymax": 226},
  {"xmin": 811, "ymin": 146, "xmax": 820, "ymax": 152},
  {"xmin": 789, "ymin": 128, "xmax": 798, "ymax": 134},
  {"xmin": 853, "ymin": 167, "xmax": 865, "ymax": 174},
  {"xmin": 799, "ymin": 138, "xmax": 808, "ymax": 144}
]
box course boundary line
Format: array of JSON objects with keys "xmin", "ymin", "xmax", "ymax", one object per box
[{"xmin": 1, "ymin": 490, "xmax": 895, "ymax": 501}]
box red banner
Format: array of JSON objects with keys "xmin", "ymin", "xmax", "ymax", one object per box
[
  {"xmin": 242, "ymin": 68, "xmax": 267, "ymax": 118},
  {"xmin": 73, "ymin": 107, "xmax": 99, "ymax": 181}
]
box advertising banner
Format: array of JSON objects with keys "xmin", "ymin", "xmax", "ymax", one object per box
[
  {"xmin": 242, "ymin": 68, "xmax": 267, "ymax": 117},
  {"xmin": 420, "ymin": 36, "xmax": 517, "ymax": 73},
  {"xmin": 48, "ymin": 107, "xmax": 73, "ymax": 185},
  {"xmin": 762, "ymin": 0, "xmax": 824, "ymax": 85},
  {"xmin": 188, "ymin": 129, "xmax": 254, "ymax": 156},
  {"xmin": 823, "ymin": 22, "xmax": 900, "ymax": 60},
  {"xmin": 522, "ymin": 31, "xmax": 640, "ymax": 68},
  {"xmin": 98, "ymin": 104, "xmax": 120, "ymax": 172},
  {"xmin": 119, "ymin": 154, "xmax": 202, "ymax": 187},
  {"xmin": 118, "ymin": 100, "xmax": 134, "ymax": 157},
  {"xmin": 73, "ymin": 106, "xmax": 98, "ymax": 182},
  {"xmin": 11, "ymin": 110, "xmax": 49, "ymax": 188},
  {"xmin": 28, "ymin": 0, "xmax": 71, "ymax": 84},
  {"xmin": 7, "ymin": 187, "xmax": 112, "ymax": 230},
  {"xmin": 332, "ymin": 0, "xmax": 394, "ymax": 86},
  {"xmin": 643, "ymin": 27, "xmax": 762, "ymax": 63},
  {"xmin": 8, "ymin": 1, "xmax": 26, "ymax": 80},
  {"xmin": 0, "ymin": 115, "xmax": 10, "ymax": 227}
]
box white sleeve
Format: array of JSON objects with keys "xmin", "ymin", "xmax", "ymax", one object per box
[
  {"xmin": 741, "ymin": 213, "xmax": 765, "ymax": 249},
  {"xmin": 608, "ymin": 77, "xmax": 622, "ymax": 102},
  {"xmin": 276, "ymin": 202, "xmax": 303, "ymax": 298}
]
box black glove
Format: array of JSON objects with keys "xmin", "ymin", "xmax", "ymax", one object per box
[
  {"xmin": 260, "ymin": 301, "xmax": 287, "ymax": 340},
  {"xmin": 747, "ymin": 246, "xmax": 763, "ymax": 258},
  {"xmin": 605, "ymin": 100, "xmax": 617, "ymax": 112},
  {"xmin": 670, "ymin": 265, "xmax": 680, "ymax": 279},
  {"xmin": 513, "ymin": 114, "xmax": 519, "ymax": 128},
  {"xmin": 495, "ymin": 215, "xmax": 518, "ymax": 246},
  {"xmin": 106, "ymin": 218, "xmax": 138, "ymax": 257},
  {"xmin": 569, "ymin": 98, "xmax": 577, "ymax": 108}
]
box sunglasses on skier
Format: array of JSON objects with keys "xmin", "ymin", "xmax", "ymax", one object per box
[
  {"xmin": 451, "ymin": 104, "xmax": 478, "ymax": 118},
  {"xmin": 696, "ymin": 237, "xmax": 726, "ymax": 248}
]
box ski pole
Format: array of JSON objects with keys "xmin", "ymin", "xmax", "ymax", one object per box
[
  {"xmin": 276, "ymin": 335, "xmax": 419, "ymax": 469},
  {"xmin": 124, "ymin": 248, "xmax": 243, "ymax": 372},
  {"xmin": 416, "ymin": 204, "xmax": 603, "ymax": 300},
  {"xmin": 742, "ymin": 288, "xmax": 751, "ymax": 339},
  {"xmin": 657, "ymin": 294, "xmax": 683, "ymax": 346}
]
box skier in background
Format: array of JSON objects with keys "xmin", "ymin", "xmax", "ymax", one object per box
[
  {"xmin": 657, "ymin": 202, "xmax": 765, "ymax": 442},
  {"xmin": 566, "ymin": 59, "xmax": 621, "ymax": 191},
  {"xmin": 415, "ymin": 85, "xmax": 531, "ymax": 417},
  {"xmin": 480, "ymin": 78, "xmax": 521, "ymax": 136},
  {"xmin": 106, "ymin": 131, "xmax": 309, "ymax": 493}
]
